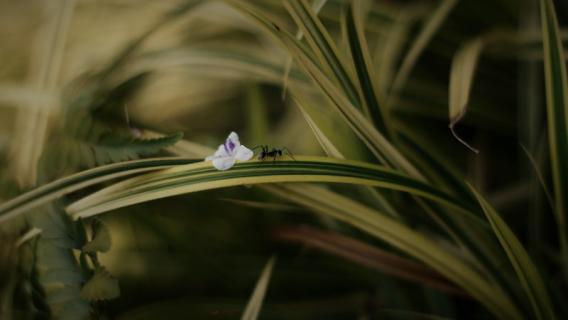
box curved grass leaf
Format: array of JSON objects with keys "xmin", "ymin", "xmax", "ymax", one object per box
[
  {"xmin": 281, "ymin": 0, "xmax": 328, "ymax": 97},
  {"xmin": 520, "ymin": 144, "xmax": 554, "ymax": 210},
  {"xmin": 540, "ymin": 0, "xmax": 568, "ymax": 256},
  {"xmin": 133, "ymin": 46, "xmax": 308, "ymax": 86},
  {"xmin": 283, "ymin": 0, "xmax": 360, "ymax": 109},
  {"xmin": 266, "ymin": 184, "xmax": 521, "ymax": 319},
  {"xmin": 0, "ymin": 158, "xmax": 196, "ymax": 224},
  {"xmin": 292, "ymin": 95, "xmax": 345, "ymax": 159},
  {"xmin": 345, "ymin": 1, "xmax": 391, "ymax": 136},
  {"xmin": 374, "ymin": 4, "xmax": 431, "ymax": 95},
  {"xmin": 240, "ymin": 256, "xmax": 276, "ymax": 320},
  {"xmin": 470, "ymin": 186, "xmax": 555, "ymax": 320},
  {"xmin": 273, "ymin": 225, "xmax": 464, "ymax": 295},
  {"xmin": 448, "ymin": 37, "xmax": 485, "ymax": 153},
  {"xmin": 389, "ymin": 0, "xmax": 457, "ymax": 103},
  {"xmin": 65, "ymin": 157, "xmax": 484, "ymax": 225}
]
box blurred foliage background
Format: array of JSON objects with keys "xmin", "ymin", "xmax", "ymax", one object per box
[{"xmin": 0, "ymin": 0, "xmax": 567, "ymax": 319}]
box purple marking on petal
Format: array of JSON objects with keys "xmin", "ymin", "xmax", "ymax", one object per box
[{"xmin": 224, "ymin": 139, "xmax": 236, "ymax": 154}]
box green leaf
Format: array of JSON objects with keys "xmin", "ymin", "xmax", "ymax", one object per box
[
  {"xmin": 241, "ymin": 256, "xmax": 276, "ymax": 320},
  {"xmin": 540, "ymin": 0, "xmax": 568, "ymax": 255},
  {"xmin": 292, "ymin": 95, "xmax": 345, "ymax": 159},
  {"xmin": 80, "ymin": 267, "xmax": 120, "ymax": 301},
  {"xmin": 282, "ymin": 0, "xmax": 328, "ymax": 96},
  {"xmin": 82, "ymin": 219, "xmax": 111, "ymax": 253},
  {"xmin": 448, "ymin": 37, "xmax": 485, "ymax": 153},
  {"xmin": 283, "ymin": 0, "xmax": 360, "ymax": 109},
  {"xmin": 470, "ymin": 185, "xmax": 555, "ymax": 320},
  {"xmin": 29, "ymin": 206, "xmax": 91, "ymax": 320},
  {"xmin": 136, "ymin": 45, "xmax": 308, "ymax": 86},
  {"xmin": 266, "ymin": 184, "xmax": 521, "ymax": 319},
  {"xmin": 344, "ymin": 1, "xmax": 391, "ymax": 136},
  {"xmin": 65, "ymin": 157, "xmax": 485, "ymax": 227},
  {"xmin": 389, "ymin": 0, "xmax": 457, "ymax": 103},
  {"xmin": 273, "ymin": 225, "xmax": 463, "ymax": 295},
  {"xmin": 0, "ymin": 158, "xmax": 196, "ymax": 224}
]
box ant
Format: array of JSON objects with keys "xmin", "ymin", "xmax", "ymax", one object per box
[{"xmin": 253, "ymin": 145, "xmax": 295, "ymax": 163}]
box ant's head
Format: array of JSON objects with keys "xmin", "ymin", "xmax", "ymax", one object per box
[{"xmin": 277, "ymin": 150, "xmax": 282, "ymax": 156}]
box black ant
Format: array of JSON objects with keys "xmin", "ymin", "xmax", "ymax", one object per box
[{"xmin": 253, "ymin": 145, "xmax": 295, "ymax": 162}]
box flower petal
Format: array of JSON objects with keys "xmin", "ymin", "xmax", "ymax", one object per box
[
  {"xmin": 227, "ymin": 132, "xmax": 240, "ymax": 145},
  {"xmin": 212, "ymin": 157, "xmax": 236, "ymax": 170},
  {"xmin": 224, "ymin": 132, "xmax": 240, "ymax": 154},
  {"xmin": 234, "ymin": 145, "xmax": 254, "ymax": 161},
  {"xmin": 205, "ymin": 144, "xmax": 228, "ymax": 161}
]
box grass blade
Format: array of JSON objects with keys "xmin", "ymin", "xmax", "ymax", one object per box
[
  {"xmin": 520, "ymin": 144, "xmax": 554, "ymax": 210},
  {"xmin": 448, "ymin": 37, "xmax": 485, "ymax": 153},
  {"xmin": 266, "ymin": 184, "xmax": 521, "ymax": 319},
  {"xmin": 540, "ymin": 0, "xmax": 568, "ymax": 258},
  {"xmin": 282, "ymin": 0, "xmax": 328, "ymax": 97},
  {"xmin": 292, "ymin": 95, "xmax": 345, "ymax": 158},
  {"xmin": 389, "ymin": 0, "xmax": 457, "ymax": 104},
  {"xmin": 241, "ymin": 256, "xmax": 276, "ymax": 320},
  {"xmin": 283, "ymin": 0, "xmax": 360, "ymax": 109},
  {"xmin": 345, "ymin": 1, "xmax": 391, "ymax": 136},
  {"xmin": 65, "ymin": 156, "xmax": 481, "ymax": 222},
  {"xmin": 273, "ymin": 225, "xmax": 464, "ymax": 295},
  {"xmin": 0, "ymin": 158, "xmax": 196, "ymax": 223},
  {"xmin": 470, "ymin": 185, "xmax": 555, "ymax": 320}
]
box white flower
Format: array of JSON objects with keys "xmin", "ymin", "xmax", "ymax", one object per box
[{"xmin": 205, "ymin": 132, "xmax": 254, "ymax": 170}]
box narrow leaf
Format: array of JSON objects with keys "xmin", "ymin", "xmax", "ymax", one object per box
[
  {"xmin": 0, "ymin": 158, "xmax": 196, "ymax": 223},
  {"xmin": 345, "ymin": 2, "xmax": 391, "ymax": 136},
  {"xmin": 241, "ymin": 256, "xmax": 276, "ymax": 320},
  {"xmin": 284, "ymin": 0, "xmax": 360, "ymax": 108},
  {"xmin": 64, "ymin": 157, "xmax": 482, "ymax": 223},
  {"xmin": 267, "ymin": 184, "xmax": 521, "ymax": 319},
  {"xmin": 470, "ymin": 185, "xmax": 555, "ymax": 320},
  {"xmin": 273, "ymin": 226, "xmax": 464, "ymax": 295},
  {"xmin": 292, "ymin": 95, "xmax": 345, "ymax": 158},
  {"xmin": 389, "ymin": 0, "xmax": 457, "ymax": 102},
  {"xmin": 540, "ymin": 0, "xmax": 568, "ymax": 254},
  {"xmin": 448, "ymin": 37, "xmax": 485, "ymax": 153}
]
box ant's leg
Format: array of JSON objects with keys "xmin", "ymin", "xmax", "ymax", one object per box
[
  {"xmin": 251, "ymin": 145, "xmax": 263, "ymax": 160},
  {"xmin": 282, "ymin": 147, "xmax": 296, "ymax": 160},
  {"xmin": 262, "ymin": 146, "xmax": 270, "ymax": 161}
]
